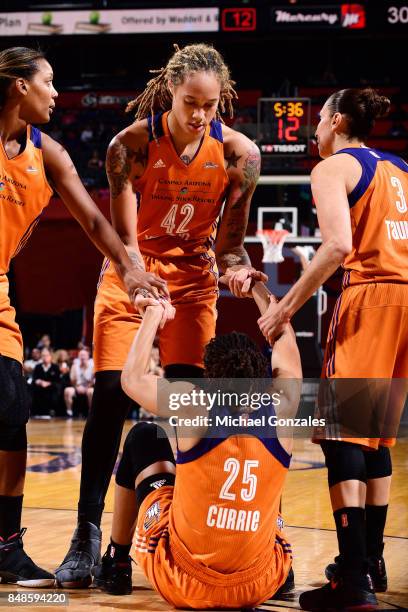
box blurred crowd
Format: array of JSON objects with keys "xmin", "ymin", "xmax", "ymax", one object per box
[{"xmin": 23, "ymin": 334, "xmax": 163, "ymax": 420}]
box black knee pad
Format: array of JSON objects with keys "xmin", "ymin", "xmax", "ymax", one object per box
[
  {"xmin": 0, "ymin": 356, "xmax": 29, "ymax": 427},
  {"xmin": 164, "ymin": 364, "xmax": 204, "ymax": 380},
  {"xmin": 365, "ymin": 445, "xmax": 392, "ymax": 479},
  {"xmin": 116, "ymin": 422, "xmax": 175, "ymax": 490},
  {"xmin": 136, "ymin": 472, "xmax": 175, "ymax": 507},
  {"xmin": 0, "ymin": 423, "xmax": 27, "ymax": 451},
  {"xmin": 321, "ymin": 441, "xmax": 367, "ymax": 488}
]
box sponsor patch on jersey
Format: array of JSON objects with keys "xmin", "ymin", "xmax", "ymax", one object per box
[
  {"xmin": 144, "ymin": 501, "xmax": 161, "ymax": 531},
  {"xmin": 180, "ymin": 187, "xmax": 188, "ymax": 194},
  {"xmin": 203, "ymin": 160, "xmax": 218, "ymax": 169},
  {"xmin": 150, "ymin": 479, "xmax": 167, "ymax": 490},
  {"xmin": 26, "ymin": 166, "xmax": 38, "ymax": 173},
  {"xmin": 153, "ymin": 158, "xmax": 166, "ymax": 169},
  {"xmin": 0, "ymin": 182, "xmax": 4, "ymax": 191}
]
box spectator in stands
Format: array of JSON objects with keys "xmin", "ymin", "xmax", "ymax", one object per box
[
  {"xmin": 64, "ymin": 348, "xmax": 94, "ymax": 417},
  {"xmin": 36, "ymin": 334, "xmax": 52, "ymax": 352},
  {"xmin": 23, "ymin": 348, "xmax": 41, "ymax": 384},
  {"xmin": 80, "ymin": 125, "xmax": 94, "ymax": 145},
  {"xmin": 32, "ymin": 348, "xmax": 61, "ymax": 418},
  {"xmin": 87, "ymin": 149, "xmax": 103, "ymax": 171}
]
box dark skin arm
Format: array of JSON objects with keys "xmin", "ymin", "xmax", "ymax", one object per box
[
  {"xmin": 217, "ymin": 130, "xmax": 267, "ymax": 297},
  {"xmin": 42, "ymin": 133, "xmax": 168, "ymax": 304}
]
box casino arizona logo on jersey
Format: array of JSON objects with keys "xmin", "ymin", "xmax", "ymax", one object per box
[{"xmin": 144, "ymin": 501, "xmax": 161, "ymax": 531}]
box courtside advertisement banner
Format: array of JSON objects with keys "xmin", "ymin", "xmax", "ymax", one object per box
[
  {"xmin": 271, "ymin": 5, "xmax": 366, "ymax": 29},
  {"xmin": 0, "ymin": 8, "xmax": 219, "ymax": 36}
]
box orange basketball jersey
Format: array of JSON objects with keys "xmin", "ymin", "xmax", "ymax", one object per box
[
  {"xmin": 134, "ymin": 111, "xmax": 229, "ymax": 258},
  {"xmin": 0, "ymin": 126, "xmax": 53, "ymax": 275},
  {"xmin": 338, "ymin": 147, "xmax": 408, "ymax": 287},
  {"xmin": 170, "ymin": 414, "xmax": 291, "ymax": 574},
  {"xmin": 135, "ymin": 410, "xmax": 293, "ymax": 608},
  {"xmin": 0, "ymin": 126, "xmax": 52, "ymax": 362}
]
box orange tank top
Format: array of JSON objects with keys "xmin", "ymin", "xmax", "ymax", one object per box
[
  {"xmin": 169, "ymin": 407, "xmax": 291, "ymax": 573},
  {"xmin": 134, "ymin": 111, "xmax": 229, "ymax": 258},
  {"xmin": 337, "ymin": 147, "xmax": 408, "ymax": 287},
  {"xmin": 0, "ymin": 126, "xmax": 53, "ymax": 274}
]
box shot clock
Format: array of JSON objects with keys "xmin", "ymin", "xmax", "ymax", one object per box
[{"xmin": 257, "ymin": 97, "xmax": 311, "ymax": 156}]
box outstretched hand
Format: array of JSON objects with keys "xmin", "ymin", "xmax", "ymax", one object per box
[
  {"xmin": 137, "ymin": 293, "xmax": 175, "ymax": 329},
  {"xmin": 219, "ymin": 267, "xmax": 268, "ymax": 298},
  {"xmin": 257, "ymin": 298, "xmax": 290, "ymax": 342},
  {"xmin": 124, "ymin": 269, "xmax": 169, "ymax": 305}
]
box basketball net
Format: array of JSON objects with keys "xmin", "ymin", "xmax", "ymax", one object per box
[{"xmin": 257, "ymin": 229, "xmax": 289, "ymax": 263}]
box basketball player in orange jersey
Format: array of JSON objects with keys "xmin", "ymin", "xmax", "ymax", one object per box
[
  {"xmin": 90, "ymin": 281, "xmax": 301, "ymax": 607},
  {"xmin": 257, "ymin": 88, "xmax": 408, "ymax": 610},
  {"xmin": 56, "ymin": 43, "xmax": 267, "ymax": 588},
  {"xmin": 0, "ymin": 46, "xmax": 168, "ymax": 588}
]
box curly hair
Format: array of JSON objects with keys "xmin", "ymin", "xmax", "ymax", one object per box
[
  {"xmin": 204, "ymin": 332, "xmax": 268, "ymax": 379},
  {"xmin": 126, "ymin": 43, "xmax": 238, "ymax": 126}
]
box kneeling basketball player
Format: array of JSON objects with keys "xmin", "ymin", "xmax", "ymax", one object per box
[{"xmin": 92, "ymin": 282, "xmax": 302, "ymax": 609}]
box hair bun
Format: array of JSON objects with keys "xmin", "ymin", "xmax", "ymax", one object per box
[{"xmin": 360, "ymin": 88, "xmax": 391, "ymax": 120}]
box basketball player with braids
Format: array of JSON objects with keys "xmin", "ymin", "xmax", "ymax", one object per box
[
  {"xmin": 91, "ymin": 282, "xmax": 301, "ymax": 606},
  {"xmin": 56, "ymin": 43, "xmax": 266, "ymax": 587},
  {"xmin": 0, "ymin": 46, "xmax": 167, "ymax": 587},
  {"xmin": 258, "ymin": 88, "xmax": 408, "ymax": 610}
]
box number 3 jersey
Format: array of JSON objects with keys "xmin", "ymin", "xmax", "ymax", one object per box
[
  {"xmin": 169, "ymin": 428, "xmax": 291, "ymax": 573},
  {"xmin": 337, "ymin": 147, "xmax": 408, "ymax": 287},
  {"xmin": 134, "ymin": 111, "xmax": 229, "ymax": 258}
]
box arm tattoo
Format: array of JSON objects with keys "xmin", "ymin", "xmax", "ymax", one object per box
[
  {"xmin": 225, "ymin": 150, "xmax": 242, "ymax": 169},
  {"xmin": 231, "ymin": 148, "xmax": 261, "ymax": 210},
  {"xmin": 215, "ymin": 147, "xmax": 260, "ymax": 271},
  {"xmin": 128, "ymin": 250, "xmax": 145, "ymax": 271},
  {"xmin": 106, "ymin": 141, "xmax": 147, "ymax": 199}
]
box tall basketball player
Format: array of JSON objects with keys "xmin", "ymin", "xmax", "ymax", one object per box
[
  {"xmin": 258, "ymin": 88, "xmax": 408, "ymax": 610},
  {"xmin": 91, "ymin": 282, "xmax": 301, "ymax": 607},
  {"xmin": 56, "ymin": 43, "xmax": 266, "ymax": 587},
  {"xmin": 0, "ymin": 46, "xmax": 167, "ymax": 587}
]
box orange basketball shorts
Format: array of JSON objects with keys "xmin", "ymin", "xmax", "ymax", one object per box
[
  {"xmin": 134, "ymin": 486, "xmax": 292, "ymax": 609},
  {"xmin": 317, "ymin": 282, "xmax": 408, "ymax": 449},
  {"xmin": 93, "ymin": 253, "xmax": 218, "ymax": 372},
  {"xmin": 0, "ymin": 274, "xmax": 23, "ymax": 363}
]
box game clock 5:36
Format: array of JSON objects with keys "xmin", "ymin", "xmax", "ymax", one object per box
[{"xmin": 257, "ymin": 97, "xmax": 311, "ymax": 156}]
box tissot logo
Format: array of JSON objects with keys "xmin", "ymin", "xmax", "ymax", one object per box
[{"xmin": 341, "ymin": 4, "xmax": 365, "ymax": 29}]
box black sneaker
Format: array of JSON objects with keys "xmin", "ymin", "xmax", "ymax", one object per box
[
  {"xmin": 325, "ymin": 553, "xmax": 387, "ymax": 593},
  {"xmin": 299, "ymin": 573, "xmax": 378, "ymax": 611},
  {"xmin": 55, "ymin": 521, "xmax": 101, "ymax": 588},
  {"xmin": 92, "ymin": 545, "xmax": 132, "ymax": 595},
  {"xmin": 272, "ymin": 567, "xmax": 295, "ymax": 598},
  {"xmin": 0, "ymin": 529, "xmax": 55, "ymax": 588}
]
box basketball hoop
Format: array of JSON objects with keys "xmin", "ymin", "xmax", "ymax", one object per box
[{"xmin": 257, "ymin": 229, "xmax": 289, "ymax": 263}]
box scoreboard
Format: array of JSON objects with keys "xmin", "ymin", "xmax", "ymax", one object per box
[{"xmin": 257, "ymin": 98, "xmax": 311, "ymax": 157}]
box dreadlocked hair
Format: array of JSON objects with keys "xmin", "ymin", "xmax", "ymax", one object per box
[
  {"xmin": 0, "ymin": 47, "xmax": 45, "ymax": 108},
  {"xmin": 126, "ymin": 43, "xmax": 238, "ymax": 124},
  {"xmin": 204, "ymin": 332, "xmax": 268, "ymax": 379}
]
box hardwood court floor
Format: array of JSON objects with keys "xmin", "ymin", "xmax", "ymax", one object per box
[{"xmin": 3, "ymin": 419, "xmax": 407, "ymax": 612}]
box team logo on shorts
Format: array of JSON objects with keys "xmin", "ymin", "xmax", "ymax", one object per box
[
  {"xmin": 203, "ymin": 161, "xmax": 218, "ymax": 169},
  {"xmin": 144, "ymin": 501, "xmax": 161, "ymax": 531},
  {"xmin": 277, "ymin": 516, "xmax": 284, "ymax": 531}
]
